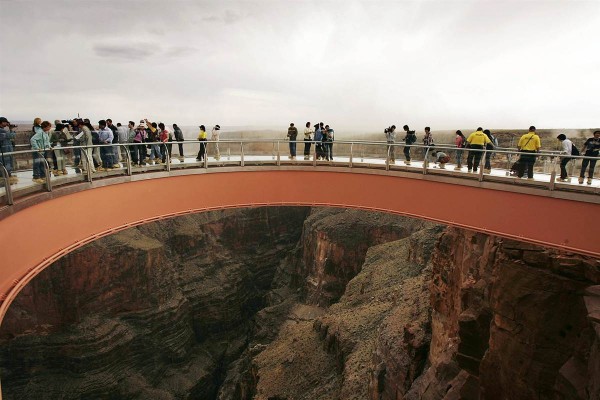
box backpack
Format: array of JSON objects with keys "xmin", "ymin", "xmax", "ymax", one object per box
[
  {"xmin": 405, "ymin": 131, "xmax": 416, "ymax": 145},
  {"xmin": 571, "ymin": 144, "xmax": 580, "ymax": 156}
]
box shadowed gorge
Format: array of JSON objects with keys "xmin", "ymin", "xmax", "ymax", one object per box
[{"xmin": 0, "ymin": 207, "xmax": 598, "ymax": 399}]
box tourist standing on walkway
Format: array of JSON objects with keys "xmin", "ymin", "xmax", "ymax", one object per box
[
  {"xmin": 466, "ymin": 127, "xmax": 491, "ymax": 173},
  {"xmin": 385, "ymin": 125, "xmax": 397, "ymax": 163},
  {"xmin": 304, "ymin": 122, "xmax": 313, "ymax": 160},
  {"xmin": 196, "ymin": 125, "xmax": 207, "ymax": 161},
  {"xmin": 116, "ymin": 122, "xmax": 129, "ymax": 164},
  {"xmin": 402, "ymin": 125, "xmax": 416, "ymax": 165},
  {"xmin": 70, "ymin": 119, "xmax": 82, "ymax": 169},
  {"xmin": 97, "ymin": 120, "xmax": 114, "ymax": 171},
  {"xmin": 30, "ymin": 121, "xmax": 52, "ymax": 183},
  {"xmin": 516, "ymin": 126, "xmax": 541, "ymax": 179},
  {"xmin": 106, "ymin": 119, "xmax": 120, "ymax": 167},
  {"xmin": 423, "ymin": 127, "xmax": 434, "ymax": 164},
  {"xmin": 482, "ymin": 129, "xmax": 496, "ymax": 173},
  {"xmin": 173, "ymin": 124, "xmax": 185, "ymax": 160},
  {"xmin": 0, "ymin": 117, "xmax": 18, "ymax": 185},
  {"xmin": 145, "ymin": 120, "xmax": 162, "ymax": 165},
  {"xmin": 50, "ymin": 123, "xmax": 70, "ymax": 176},
  {"xmin": 556, "ymin": 134, "xmax": 575, "ymax": 182},
  {"xmin": 314, "ymin": 123, "xmax": 323, "ymax": 160},
  {"xmin": 287, "ymin": 123, "xmax": 298, "ymax": 160},
  {"xmin": 211, "ymin": 124, "xmax": 221, "ymax": 160},
  {"xmin": 131, "ymin": 123, "xmax": 147, "ymax": 166},
  {"xmin": 158, "ymin": 123, "xmax": 169, "ymax": 163},
  {"xmin": 579, "ymin": 130, "xmax": 600, "ymax": 185},
  {"xmin": 454, "ymin": 130, "xmax": 467, "ymax": 170},
  {"xmin": 77, "ymin": 120, "xmax": 96, "ymax": 173}
]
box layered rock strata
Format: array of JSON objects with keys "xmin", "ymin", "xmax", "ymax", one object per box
[{"xmin": 1, "ymin": 207, "xmax": 599, "ymax": 400}]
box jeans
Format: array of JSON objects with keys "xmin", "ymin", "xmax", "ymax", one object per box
[
  {"xmin": 455, "ymin": 149, "xmax": 463, "ymax": 167},
  {"xmin": 403, "ymin": 145, "xmax": 411, "ymax": 161},
  {"xmin": 289, "ymin": 141, "xmax": 297, "ymax": 157},
  {"xmin": 304, "ymin": 139, "xmax": 312, "ymax": 157},
  {"xmin": 580, "ymin": 152, "xmax": 599, "ymax": 178},
  {"xmin": 560, "ymin": 157, "xmax": 572, "ymax": 179},
  {"xmin": 32, "ymin": 151, "xmax": 46, "ymax": 179},
  {"xmin": 177, "ymin": 142, "xmax": 184, "ymax": 157},
  {"xmin": 100, "ymin": 146, "xmax": 114, "ymax": 168},
  {"xmin": 150, "ymin": 144, "xmax": 161, "ymax": 161}
]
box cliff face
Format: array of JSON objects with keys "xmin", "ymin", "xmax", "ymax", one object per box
[
  {"xmin": 1, "ymin": 207, "xmax": 599, "ymax": 400},
  {"xmin": 408, "ymin": 228, "xmax": 600, "ymax": 400},
  {"xmin": 0, "ymin": 207, "xmax": 310, "ymax": 399}
]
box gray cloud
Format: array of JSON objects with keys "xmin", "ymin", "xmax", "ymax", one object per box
[
  {"xmin": 93, "ymin": 43, "xmax": 159, "ymax": 61},
  {"xmin": 1, "ymin": 0, "xmax": 599, "ymax": 130},
  {"xmin": 201, "ymin": 9, "xmax": 243, "ymax": 24}
]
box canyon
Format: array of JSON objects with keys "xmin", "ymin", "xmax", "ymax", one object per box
[{"xmin": 0, "ymin": 207, "xmax": 598, "ymax": 399}]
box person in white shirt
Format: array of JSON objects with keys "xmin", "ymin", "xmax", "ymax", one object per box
[
  {"xmin": 556, "ymin": 134, "xmax": 574, "ymax": 182},
  {"xmin": 211, "ymin": 125, "xmax": 221, "ymax": 160}
]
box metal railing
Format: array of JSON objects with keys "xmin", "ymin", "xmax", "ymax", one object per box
[{"xmin": 0, "ymin": 139, "xmax": 598, "ymax": 206}]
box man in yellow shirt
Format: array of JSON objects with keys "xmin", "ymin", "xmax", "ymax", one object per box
[
  {"xmin": 516, "ymin": 126, "xmax": 541, "ymax": 179},
  {"xmin": 466, "ymin": 127, "xmax": 492, "ymax": 173}
]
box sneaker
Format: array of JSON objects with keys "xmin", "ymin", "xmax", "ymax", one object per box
[
  {"xmin": 578, "ymin": 177, "xmax": 584, "ymax": 184},
  {"xmin": 8, "ymin": 176, "xmax": 18, "ymax": 185},
  {"xmin": 97, "ymin": 167, "xmax": 106, "ymax": 172},
  {"xmin": 587, "ymin": 178, "xmax": 592, "ymax": 185},
  {"xmin": 404, "ymin": 160, "xmax": 411, "ymax": 165},
  {"xmin": 454, "ymin": 166, "xmax": 461, "ymax": 171},
  {"xmin": 483, "ymin": 168, "xmax": 491, "ymax": 174},
  {"xmin": 467, "ymin": 169, "xmax": 472, "ymax": 173},
  {"xmin": 32, "ymin": 178, "xmax": 45, "ymax": 184},
  {"xmin": 112, "ymin": 164, "xmax": 120, "ymax": 168},
  {"xmin": 527, "ymin": 177, "xmax": 535, "ymax": 181}
]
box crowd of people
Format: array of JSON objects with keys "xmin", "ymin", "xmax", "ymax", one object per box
[
  {"xmin": 287, "ymin": 122, "xmax": 335, "ymax": 161},
  {"xmin": 382, "ymin": 124, "xmax": 600, "ymax": 183},
  {"xmin": 0, "ymin": 116, "xmax": 599, "ymax": 186}
]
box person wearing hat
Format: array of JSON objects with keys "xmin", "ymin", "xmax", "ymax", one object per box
[
  {"xmin": 196, "ymin": 125, "xmax": 207, "ymax": 161},
  {"xmin": 130, "ymin": 123, "xmax": 148, "ymax": 166},
  {"xmin": 211, "ymin": 124, "xmax": 221, "ymax": 161},
  {"xmin": 0, "ymin": 117, "xmax": 18, "ymax": 184},
  {"xmin": 556, "ymin": 134, "xmax": 575, "ymax": 182}
]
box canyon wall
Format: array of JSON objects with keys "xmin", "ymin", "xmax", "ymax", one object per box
[{"xmin": 1, "ymin": 207, "xmax": 598, "ymax": 399}]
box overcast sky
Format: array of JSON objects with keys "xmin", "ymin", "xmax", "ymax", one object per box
[{"xmin": 1, "ymin": 0, "xmax": 599, "ymax": 131}]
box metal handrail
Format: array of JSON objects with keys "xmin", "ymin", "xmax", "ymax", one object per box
[{"xmin": 1, "ymin": 140, "xmax": 599, "ymax": 206}]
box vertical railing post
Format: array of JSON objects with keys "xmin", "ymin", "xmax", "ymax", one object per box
[
  {"xmin": 276, "ymin": 141, "xmax": 281, "ymax": 166},
  {"xmin": 240, "ymin": 142, "xmax": 245, "ymax": 167},
  {"xmin": 42, "ymin": 155, "xmax": 52, "ymax": 192},
  {"xmin": 549, "ymin": 154, "xmax": 559, "ymax": 190},
  {"xmin": 0, "ymin": 164, "xmax": 13, "ymax": 205},
  {"xmin": 385, "ymin": 144, "xmax": 390, "ymax": 171},
  {"xmin": 313, "ymin": 141, "xmax": 317, "ymax": 167},
  {"xmin": 478, "ymin": 149, "xmax": 486, "ymax": 181},
  {"xmin": 349, "ymin": 143, "xmax": 353, "ymax": 168},
  {"xmin": 124, "ymin": 144, "xmax": 132, "ymax": 176},
  {"xmin": 84, "ymin": 147, "xmax": 93, "ymax": 182},
  {"xmin": 423, "ymin": 146, "xmax": 430, "ymax": 175},
  {"xmin": 165, "ymin": 143, "xmax": 171, "ymax": 172}
]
